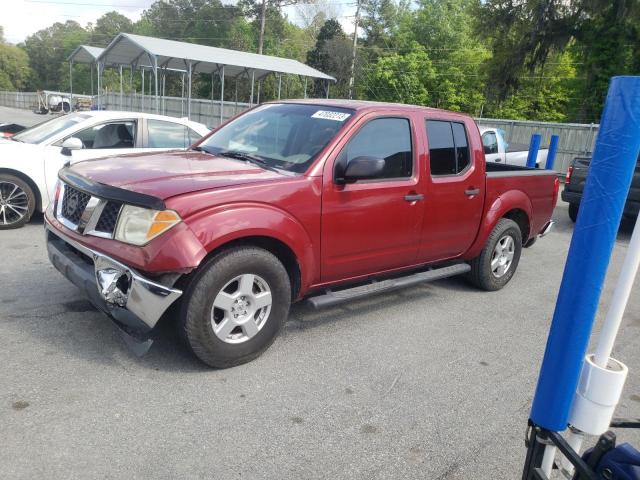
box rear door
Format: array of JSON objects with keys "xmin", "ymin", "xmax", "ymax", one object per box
[
  {"xmin": 417, "ymin": 117, "xmax": 484, "ymax": 263},
  {"xmin": 321, "ymin": 112, "xmax": 426, "ymax": 282},
  {"xmin": 144, "ymin": 118, "xmax": 203, "ymax": 151}
]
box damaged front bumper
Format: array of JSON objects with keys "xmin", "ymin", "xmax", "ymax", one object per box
[{"xmin": 45, "ymin": 220, "xmax": 182, "ymax": 354}]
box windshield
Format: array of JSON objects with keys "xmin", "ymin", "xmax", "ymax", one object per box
[
  {"xmin": 198, "ymin": 103, "xmax": 354, "ymax": 173},
  {"xmin": 13, "ymin": 114, "xmax": 90, "ymax": 144}
]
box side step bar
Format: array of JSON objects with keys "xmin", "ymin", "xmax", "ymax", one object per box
[{"xmin": 307, "ymin": 263, "xmax": 471, "ymax": 309}]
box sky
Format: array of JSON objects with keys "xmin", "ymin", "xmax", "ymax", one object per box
[
  {"xmin": 2, "ymin": 0, "xmax": 153, "ymax": 44},
  {"xmin": 1, "ymin": 0, "xmax": 355, "ymax": 45}
]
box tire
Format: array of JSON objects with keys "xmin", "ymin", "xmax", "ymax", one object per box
[
  {"xmin": 468, "ymin": 218, "xmax": 522, "ymax": 291},
  {"xmin": 0, "ymin": 174, "xmax": 36, "ymax": 229},
  {"xmin": 568, "ymin": 203, "xmax": 579, "ymax": 223},
  {"xmin": 180, "ymin": 246, "xmax": 291, "ymax": 368}
]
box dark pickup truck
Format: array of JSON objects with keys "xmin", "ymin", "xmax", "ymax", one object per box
[
  {"xmin": 562, "ymin": 156, "xmax": 640, "ymax": 221},
  {"xmin": 45, "ymin": 100, "xmax": 558, "ymax": 368}
]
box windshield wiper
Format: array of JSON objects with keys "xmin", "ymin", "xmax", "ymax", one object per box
[{"xmin": 218, "ymin": 150, "xmax": 284, "ymax": 173}]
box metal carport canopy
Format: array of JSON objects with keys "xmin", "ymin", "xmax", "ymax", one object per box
[
  {"xmin": 98, "ymin": 33, "xmax": 335, "ymax": 80},
  {"xmin": 68, "ymin": 45, "xmax": 104, "ymax": 64}
]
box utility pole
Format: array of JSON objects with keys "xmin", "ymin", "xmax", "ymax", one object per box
[
  {"xmin": 348, "ymin": 0, "xmax": 361, "ymax": 99},
  {"xmin": 258, "ymin": 0, "xmax": 267, "ymax": 54}
]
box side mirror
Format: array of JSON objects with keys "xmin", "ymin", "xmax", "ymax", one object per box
[
  {"xmin": 61, "ymin": 137, "xmax": 83, "ymax": 156},
  {"xmin": 343, "ymin": 156, "xmax": 385, "ymax": 183}
]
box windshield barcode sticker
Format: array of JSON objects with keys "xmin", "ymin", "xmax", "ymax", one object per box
[{"xmin": 311, "ymin": 110, "xmax": 351, "ymax": 122}]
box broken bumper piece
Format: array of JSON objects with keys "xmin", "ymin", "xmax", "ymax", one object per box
[{"xmin": 45, "ymin": 221, "xmax": 182, "ymax": 355}]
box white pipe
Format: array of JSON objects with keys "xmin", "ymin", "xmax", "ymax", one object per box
[
  {"xmin": 594, "ymin": 213, "xmax": 640, "ymax": 367},
  {"xmin": 560, "ymin": 429, "xmax": 584, "ymax": 477},
  {"xmin": 541, "ymin": 445, "xmax": 556, "ymax": 478}
]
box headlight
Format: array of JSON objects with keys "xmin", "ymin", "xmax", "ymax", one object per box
[{"xmin": 114, "ymin": 205, "xmax": 181, "ymax": 246}]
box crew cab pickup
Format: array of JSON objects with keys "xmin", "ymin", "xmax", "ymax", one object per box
[
  {"xmin": 562, "ymin": 155, "xmax": 640, "ymax": 222},
  {"xmin": 479, "ymin": 126, "xmax": 548, "ymax": 167},
  {"xmin": 45, "ymin": 100, "xmax": 558, "ymax": 368}
]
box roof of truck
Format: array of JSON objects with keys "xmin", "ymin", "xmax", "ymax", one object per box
[{"xmin": 275, "ymin": 98, "xmax": 470, "ymax": 117}]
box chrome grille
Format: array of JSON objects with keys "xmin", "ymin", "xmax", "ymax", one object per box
[
  {"xmin": 95, "ymin": 202, "xmax": 122, "ymax": 234},
  {"xmin": 61, "ymin": 185, "xmax": 91, "ymax": 225}
]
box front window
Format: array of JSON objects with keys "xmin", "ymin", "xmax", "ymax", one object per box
[
  {"xmin": 71, "ymin": 121, "xmax": 136, "ymax": 149},
  {"xmin": 197, "ymin": 103, "xmax": 354, "ymax": 173},
  {"xmin": 12, "ymin": 114, "xmax": 90, "ymax": 144}
]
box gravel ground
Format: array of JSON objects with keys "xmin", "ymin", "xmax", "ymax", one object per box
[{"xmin": 0, "ymin": 105, "xmax": 639, "ymax": 479}]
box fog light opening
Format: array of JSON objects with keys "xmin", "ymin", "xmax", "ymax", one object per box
[{"xmin": 96, "ymin": 267, "xmax": 131, "ymax": 307}]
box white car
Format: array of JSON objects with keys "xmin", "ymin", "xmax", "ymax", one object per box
[
  {"xmin": 479, "ymin": 126, "xmax": 548, "ymax": 168},
  {"xmin": 0, "ymin": 111, "xmax": 210, "ymax": 229}
]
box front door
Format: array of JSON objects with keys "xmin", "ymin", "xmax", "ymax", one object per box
[
  {"xmin": 418, "ymin": 118, "xmax": 484, "ymax": 263},
  {"xmin": 321, "ymin": 114, "xmax": 425, "ymax": 283}
]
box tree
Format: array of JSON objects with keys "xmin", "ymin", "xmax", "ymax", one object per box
[
  {"xmin": 90, "ymin": 11, "xmax": 134, "ymax": 46},
  {"xmin": 364, "ymin": 42, "xmax": 436, "ymax": 104},
  {"xmin": 0, "ymin": 43, "xmax": 31, "ymax": 90},
  {"xmin": 307, "ymin": 19, "xmax": 350, "ymax": 95},
  {"xmin": 22, "ymin": 21, "xmax": 88, "ymax": 90}
]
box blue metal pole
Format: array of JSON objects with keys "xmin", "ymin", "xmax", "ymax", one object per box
[
  {"xmin": 526, "ymin": 133, "xmax": 542, "ymax": 168},
  {"xmin": 530, "ymin": 76, "xmax": 640, "ymax": 431},
  {"xmin": 545, "ymin": 134, "xmax": 559, "ymax": 170}
]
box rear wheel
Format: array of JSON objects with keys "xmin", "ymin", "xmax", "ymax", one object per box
[
  {"xmin": 0, "ymin": 175, "xmax": 36, "ymax": 229},
  {"xmin": 468, "ymin": 218, "xmax": 522, "ymax": 291},
  {"xmin": 568, "ymin": 203, "xmax": 579, "ymax": 223},
  {"xmin": 180, "ymin": 246, "xmax": 291, "ymax": 368}
]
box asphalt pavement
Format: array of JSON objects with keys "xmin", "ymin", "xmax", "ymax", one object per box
[
  {"xmin": 0, "ymin": 105, "xmax": 54, "ymax": 128},
  {"xmin": 1, "ymin": 106, "xmax": 639, "ymax": 479}
]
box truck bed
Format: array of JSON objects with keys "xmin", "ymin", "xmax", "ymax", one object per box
[{"xmin": 485, "ymin": 162, "xmax": 558, "ymax": 239}]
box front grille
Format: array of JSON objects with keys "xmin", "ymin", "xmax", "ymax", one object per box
[
  {"xmin": 95, "ymin": 201, "xmax": 122, "ymax": 234},
  {"xmin": 61, "ymin": 185, "xmax": 91, "ymax": 225}
]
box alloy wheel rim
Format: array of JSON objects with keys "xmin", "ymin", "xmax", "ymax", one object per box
[
  {"xmin": 491, "ymin": 234, "xmax": 515, "ymax": 278},
  {"xmin": 210, "ymin": 273, "xmax": 272, "ymax": 344},
  {"xmin": 0, "ymin": 181, "xmax": 28, "ymax": 226}
]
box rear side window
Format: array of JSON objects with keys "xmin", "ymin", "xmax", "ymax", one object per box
[
  {"xmin": 426, "ymin": 120, "xmax": 470, "ymax": 175},
  {"xmin": 482, "ymin": 131, "xmax": 498, "ymax": 154},
  {"xmin": 147, "ymin": 120, "xmax": 190, "ymax": 148},
  {"xmin": 340, "ymin": 117, "xmax": 413, "ymax": 179}
]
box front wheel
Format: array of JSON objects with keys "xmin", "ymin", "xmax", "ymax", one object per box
[
  {"xmin": 468, "ymin": 218, "xmax": 522, "ymax": 291},
  {"xmin": 0, "ymin": 174, "xmax": 36, "ymax": 229},
  {"xmin": 180, "ymin": 246, "xmax": 291, "ymax": 368}
]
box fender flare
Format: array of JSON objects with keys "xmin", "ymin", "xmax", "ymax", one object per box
[
  {"xmin": 185, "ymin": 203, "xmax": 316, "ymax": 291},
  {"xmin": 464, "ymin": 189, "xmax": 533, "ymax": 260}
]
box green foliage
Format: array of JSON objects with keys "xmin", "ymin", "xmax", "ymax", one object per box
[
  {"xmin": 0, "ymin": 43, "xmax": 31, "ymax": 90},
  {"xmin": 365, "ymin": 42, "xmax": 435, "ymax": 105}
]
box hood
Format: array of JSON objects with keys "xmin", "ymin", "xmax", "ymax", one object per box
[{"xmin": 69, "ymin": 150, "xmax": 286, "ymax": 200}]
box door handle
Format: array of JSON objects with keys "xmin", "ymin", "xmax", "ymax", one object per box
[
  {"xmin": 404, "ymin": 193, "xmax": 424, "ymax": 202},
  {"xmin": 465, "ymin": 188, "xmax": 480, "ymax": 196}
]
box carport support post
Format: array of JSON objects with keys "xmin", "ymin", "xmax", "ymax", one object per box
[
  {"xmin": 96, "ymin": 61, "xmax": 102, "ymax": 109},
  {"xmin": 187, "ymin": 61, "xmax": 193, "ymax": 119},
  {"xmin": 69, "ymin": 61, "xmax": 73, "ymax": 108},
  {"xmin": 153, "ymin": 57, "xmax": 159, "ymax": 114},
  {"xmin": 219, "ymin": 65, "xmax": 225, "ymax": 126},
  {"xmin": 545, "ymin": 134, "xmax": 560, "ymax": 170},
  {"xmin": 119, "ymin": 65, "xmax": 123, "ymax": 110},
  {"xmin": 90, "ymin": 63, "xmax": 94, "ymax": 96},
  {"xmin": 277, "ymin": 74, "xmax": 282, "ymax": 100},
  {"xmin": 525, "ymin": 76, "xmax": 640, "ymax": 477},
  {"xmin": 141, "ymin": 69, "xmax": 145, "ymax": 112},
  {"xmin": 304, "ymin": 77, "xmax": 307, "ymax": 99},
  {"xmin": 526, "ymin": 133, "xmax": 541, "ymax": 168},
  {"xmin": 250, "ymin": 71, "xmax": 255, "ymax": 106}
]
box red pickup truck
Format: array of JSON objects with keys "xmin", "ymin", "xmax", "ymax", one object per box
[{"xmin": 45, "ymin": 100, "xmax": 558, "ymax": 367}]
